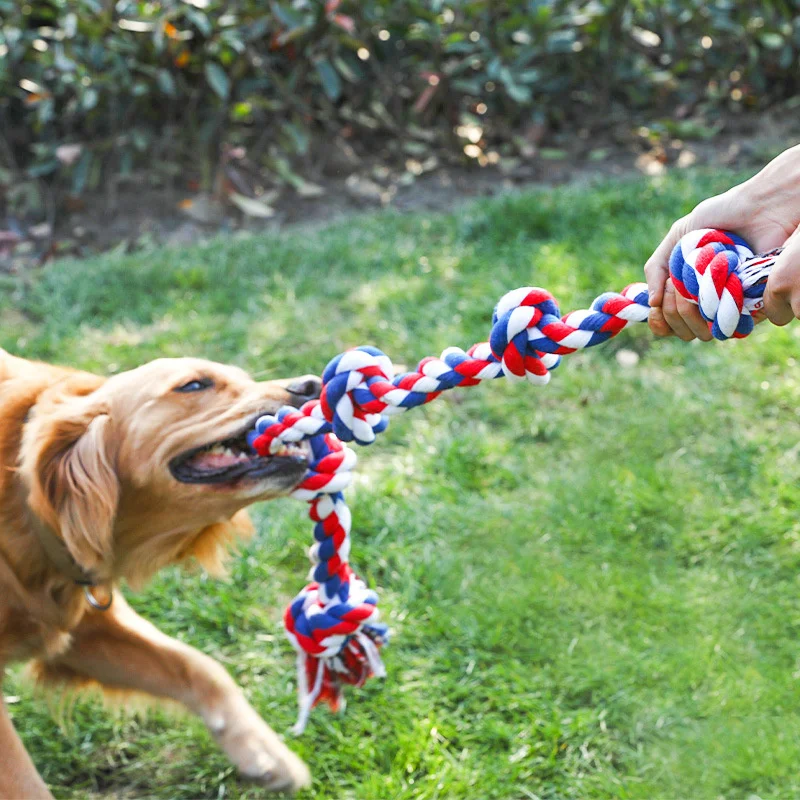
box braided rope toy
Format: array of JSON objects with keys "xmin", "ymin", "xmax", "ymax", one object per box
[{"xmin": 248, "ymin": 228, "xmax": 782, "ymax": 732}]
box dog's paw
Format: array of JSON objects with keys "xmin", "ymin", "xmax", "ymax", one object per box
[
  {"xmin": 235, "ymin": 736, "xmax": 311, "ymax": 794},
  {"xmin": 211, "ymin": 704, "xmax": 311, "ymax": 794}
]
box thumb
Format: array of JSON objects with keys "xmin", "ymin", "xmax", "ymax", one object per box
[{"xmin": 644, "ymin": 216, "xmax": 692, "ymax": 308}]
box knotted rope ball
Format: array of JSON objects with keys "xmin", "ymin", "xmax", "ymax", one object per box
[
  {"xmin": 249, "ymin": 229, "xmax": 782, "ymax": 731},
  {"xmin": 668, "ymin": 228, "xmax": 780, "ymax": 339}
]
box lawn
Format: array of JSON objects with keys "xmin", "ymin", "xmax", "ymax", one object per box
[{"xmin": 5, "ymin": 170, "xmax": 800, "ymax": 800}]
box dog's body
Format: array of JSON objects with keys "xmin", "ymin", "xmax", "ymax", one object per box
[{"xmin": 0, "ymin": 349, "xmax": 320, "ymax": 797}]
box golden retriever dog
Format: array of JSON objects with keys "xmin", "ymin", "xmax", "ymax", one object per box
[{"xmin": 0, "ymin": 348, "xmax": 323, "ymax": 798}]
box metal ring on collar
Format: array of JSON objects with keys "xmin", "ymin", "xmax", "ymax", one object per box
[{"xmin": 84, "ymin": 585, "xmax": 113, "ymax": 611}]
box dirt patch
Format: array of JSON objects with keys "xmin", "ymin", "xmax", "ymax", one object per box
[{"xmin": 3, "ymin": 109, "xmax": 799, "ymax": 273}]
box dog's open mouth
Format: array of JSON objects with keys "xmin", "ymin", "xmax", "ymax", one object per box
[{"xmin": 169, "ymin": 425, "xmax": 308, "ymax": 485}]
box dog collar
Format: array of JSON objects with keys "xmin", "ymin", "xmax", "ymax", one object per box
[
  {"xmin": 32, "ymin": 522, "xmax": 114, "ymax": 610},
  {"xmin": 30, "ymin": 517, "xmax": 98, "ymax": 586}
]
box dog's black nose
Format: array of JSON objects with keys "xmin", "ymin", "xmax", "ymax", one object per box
[{"xmin": 286, "ymin": 375, "xmax": 322, "ymax": 404}]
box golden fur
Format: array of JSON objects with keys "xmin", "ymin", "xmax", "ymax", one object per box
[{"xmin": 0, "ymin": 350, "xmax": 317, "ymax": 797}]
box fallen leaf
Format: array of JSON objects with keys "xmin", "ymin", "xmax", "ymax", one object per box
[
  {"xmin": 229, "ymin": 192, "xmax": 276, "ymax": 218},
  {"xmin": 295, "ymin": 181, "xmax": 325, "ymax": 198},
  {"xmin": 24, "ymin": 92, "xmax": 51, "ymax": 106},
  {"xmin": 635, "ymin": 151, "xmax": 666, "ymax": 176},
  {"xmin": 345, "ymin": 174, "xmax": 383, "ymax": 202}
]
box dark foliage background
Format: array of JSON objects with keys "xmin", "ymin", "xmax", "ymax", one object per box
[{"xmin": 1, "ymin": 1, "xmax": 799, "ymax": 195}]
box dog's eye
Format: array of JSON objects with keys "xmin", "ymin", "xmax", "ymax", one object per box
[{"xmin": 174, "ymin": 378, "xmax": 214, "ymax": 393}]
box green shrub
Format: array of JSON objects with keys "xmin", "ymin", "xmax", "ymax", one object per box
[{"xmin": 1, "ymin": 1, "xmax": 798, "ymax": 193}]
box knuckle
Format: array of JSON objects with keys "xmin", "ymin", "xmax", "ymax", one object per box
[
  {"xmin": 648, "ymin": 308, "xmax": 665, "ymax": 332},
  {"xmin": 768, "ymin": 272, "xmax": 792, "ymax": 296},
  {"xmin": 649, "ymin": 317, "xmax": 672, "ymax": 338},
  {"xmin": 767, "ymin": 262, "xmax": 787, "ymax": 284},
  {"xmin": 644, "ymin": 259, "xmax": 666, "ymax": 280},
  {"xmin": 674, "ymin": 292, "xmax": 691, "ymax": 311},
  {"xmin": 676, "ymin": 297, "xmax": 704, "ymax": 327},
  {"xmin": 670, "ymin": 215, "xmax": 690, "ymax": 237}
]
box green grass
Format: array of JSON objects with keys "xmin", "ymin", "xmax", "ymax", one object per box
[{"xmin": 6, "ymin": 169, "xmax": 800, "ymax": 799}]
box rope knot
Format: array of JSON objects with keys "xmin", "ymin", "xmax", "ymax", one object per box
[
  {"xmin": 319, "ymin": 345, "xmax": 394, "ymax": 443},
  {"xmin": 490, "ymin": 283, "xmax": 655, "ymax": 378},
  {"xmin": 668, "ymin": 228, "xmax": 773, "ymax": 340},
  {"xmin": 488, "ymin": 287, "xmax": 563, "ymax": 383}
]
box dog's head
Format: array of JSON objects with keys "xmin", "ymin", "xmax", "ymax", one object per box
[{"xmin": 20, "ymin": 358, "xmax": 321, "ymax": 585}]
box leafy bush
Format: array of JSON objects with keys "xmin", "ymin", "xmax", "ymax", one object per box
[{"xmin": 1, "ymin": 1, "xmax": 798, "ymax": 195}]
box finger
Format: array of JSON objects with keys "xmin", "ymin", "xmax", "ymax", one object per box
[
  {"xmin": 643, "ymin": 256, "xmax": 670, "ymax": 309},
  {"xmin": 661, "ymin": 281, "xmax": 696, "ymax": 341},
  {"xmin": 648, "ymin": 305, "xmax": 675, "ymax": 338},
  {"xmin": 763, "ymin": 285, "xmax": 794, "ymax": 326},
  {"xmin": 764, "ymin": 229, "xmax": 800, "ymax": 326},
  {"xmin": 644, "ymin": 218, "xmax": 689, "ymax": 308},
  {"xmin": 675, "ymin": 291, "xmax": 712, "ymax": 341}
]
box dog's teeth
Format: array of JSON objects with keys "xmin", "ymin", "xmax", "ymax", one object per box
[{"xmin": 264, "ymin": 440, "xmax": 306, "ymax": 459}]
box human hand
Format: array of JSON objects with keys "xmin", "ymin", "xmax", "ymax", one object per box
[{"xmin": 644, "ymin": 144, "xmax": 800, "ymax": 340}]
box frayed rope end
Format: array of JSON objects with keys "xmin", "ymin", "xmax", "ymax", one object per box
[{"xmin": 291, "ymin": 624, "xmax": 389, "ymax": 735}]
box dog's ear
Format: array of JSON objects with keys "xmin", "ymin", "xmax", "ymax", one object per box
[{"xmin": 26, "ymin": 404, "xmax": 119, "ymax": 575}]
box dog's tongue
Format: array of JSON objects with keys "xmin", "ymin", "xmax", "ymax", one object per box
[{"xmin": 189, "ymin": 446, "xmax": 251, "ymax": 471}]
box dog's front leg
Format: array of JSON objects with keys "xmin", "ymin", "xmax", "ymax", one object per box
[
  {"xmin": 34, "ymin": 596, "xmax": 310, "ymax": 794},
  {"xmin": 0, "ymin": 693, "xmax": 53, "ymax": 800}
]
